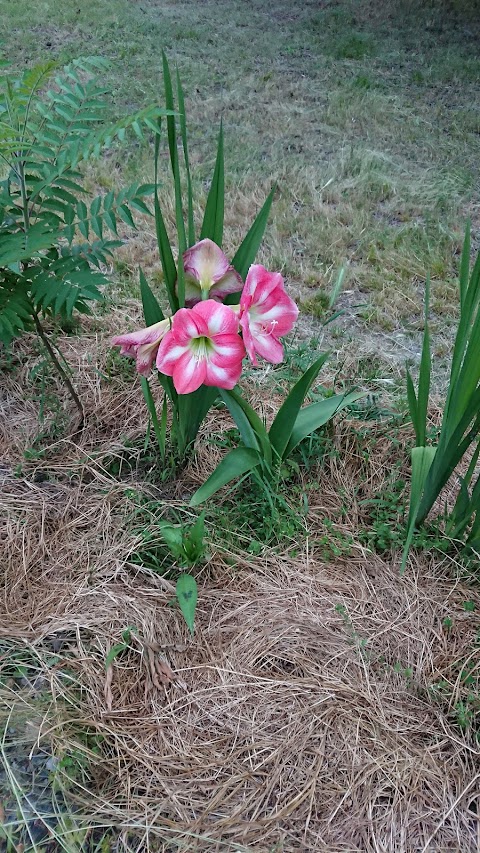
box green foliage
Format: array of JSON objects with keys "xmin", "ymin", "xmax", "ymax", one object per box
[
  {"xmin": 428, "ymin": 615, "xmax": 480, "ymax": 743},
  {"xmin": 0, "ymin": 56, "xmax": 164, "ymax": 347},
  {"xmin": 190, "ymin": 358, "xmax": 364, "ymax": 506},
  {"xmin": 104, "ymin": 627, "xmax": 138, "ymax": 669},
  {"xmin": 403, "ymin": 224, "xmax": 480, "ymax": 569},
  {"xmin": 156, "ymin": 512, "xmax": 207, "ymax": 569},
  {"xmin": 128, "ymin": 500, "xmax": 205, "ymax": 633},
  {"xmin": 140, "ymin": 55, "xmax": 276, "ymax": 465},
  {"xmin": 176, "ymin": 573, "xmax": 198, "ymax": 635}
]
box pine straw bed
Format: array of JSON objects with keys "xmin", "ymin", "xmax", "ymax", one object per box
[{"xmin": 1, "ymin": 328, "xmax": 479, "ymax": 852}]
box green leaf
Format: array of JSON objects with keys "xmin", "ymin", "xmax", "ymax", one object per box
[
  {"xmin": 0, "ymin": 277, "xmax": 32, "ymax": 344},
  {"xmin": 118, "ymin": 204, "xmax": 136, "ymax": 229},
  {"xmin": 200, "ymin": 121, "xmax": 224, "ymax": 246},
  {"xmin": 154, "ymin": 118, "xmax": 178, "ymax": 313},
  {"xmin": 162, "ymin": 53, "xmax": 177, "ymax": 175},
  {"xmin": 189, "ymin": 447, "xmax": 262, "ymax": 506},
  {"xmin": 0, "ymin": 224, "xmax": 59, "ymax": 265},
  {"xmin": 406, "ymin": 368, "xmax": 418, "ymax": 438},
  {"xmin": 103, "ymin": 190, "xmax": 115, "ymax": 210},
  {"xmin": 229, "ymin": 184, "xmax": 276, "ymax": 287},
  {"xmin": 459, "ymin": 220, "xmax": 471, "ymax": 312},
  {"xmin": 185, "ymin": 511, "xmax": 206, "ymax": 562},
  {"xmin": 140, "ymin": 268, "xmax": 164, "ymax": 324},
  {"xmin": 401, "ymin": 445, "xmax": 436, "ymax": 574},
  {"xmin": 176, "ymin": 69, "xmax": 195, "ymax": 246},
  {"xmin": 91, "ymin": 215, "xmax": 103, "ymax": 239},
  {"xmin": 162, "ymin": 53, "xmax": 186, "ymax": 305},
  {"xmin": 220, "ymin": 388, "xmax": 272, "ymax": 468},
  {"xmin": 103, "ymin": 209, "xmax": 118, "ymax": 235},
  {"xmin": 129, "ymin": 198, "xmax": 152, "ymax": 216},
  {"xmin": 105, "ymin": 642, "xmax": 128, "ymax": 670},
  {"xmin": 176, "ymin": 573, "xmax": 198, "ymax": 635},
  {"xmin": 269, "ymin": 354, "xmax": 329, "ymax": 459},
  {"xmin": 284, "ymin": 391, "xmax": 365, "ymax": 458},
  {"xmin": 141, "ymin": 376, "xmax": 166, "ymax": 461},
  {"xmin": 218, "ymin": 390, "xmax": 261, "ymax": 452},
  {"xmin": 415, "ymin": 277, "xmax": 431, "ymax": 447}
]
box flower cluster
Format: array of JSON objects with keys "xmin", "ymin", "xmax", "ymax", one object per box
[{"xmin": 112, "ymin": 239, "xmax": 298, "ymax": 394}]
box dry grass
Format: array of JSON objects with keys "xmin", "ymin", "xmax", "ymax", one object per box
[{"xmin": 1, "ymin": 331, "xmax": 479, "ymax": 852}]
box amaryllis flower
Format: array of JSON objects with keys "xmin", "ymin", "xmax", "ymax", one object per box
[
  {"xmin": 183, "ymin": 238, "xmax": 243, "ymax": 305},
  {"xmin": 239, "ymin": 265, "xmax": 298, "ymax": 366},
  {"xmin": 112, "ymin": 318, "xmax": 170, "ymax": 376},
  {"xmin": 157, "ymin": 300, "xmax": 245, "ymax": 394}
]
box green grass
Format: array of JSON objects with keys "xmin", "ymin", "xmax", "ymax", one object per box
[{"xmin": 1, "ymin": 0, "xmax": 478, "ymax": 351}]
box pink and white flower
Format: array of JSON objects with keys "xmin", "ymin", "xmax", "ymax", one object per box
[
  {"xmin": 156, "ymin": 300, "xmax": 245, "ymax": 394},
  {"xmin": 112, "ymin": 318, "xmax": 170, "ymax": 376},
  {"xmin": 239, "ymin": 265, "xmax": 298, "ymax": 366},
  {"xmin": 182, "ymin": 238, "xmax": 243, "ymax": 306}
]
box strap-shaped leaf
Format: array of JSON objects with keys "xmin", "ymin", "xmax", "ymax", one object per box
[
  {"xmin": 200, "ymin": 121, "xmax": 224, "ymax": 246},
  {"xmin": 284, "ymin": 391, "xmax": 365, "ymax": 458},
  {"xmin": 269, "ymin": 353, "xmax": 329, "ymax": 459},
  {"xmin": 140, "ymin": 268, "xmax": 164, "ymax": 324},
  {"xmin": 189, "ymin": 447, "xmax": 262, "ymax": 507},
  {"xmin": 162, "ymin": 53, "xmax": 186, "ymax": 306},
  {"xmin": 175, "ymin": 385, "xmax": 219, "ymax": 451},
  {"xmin": 176, "ymin": 69, "xmax": 195, "ymax": 247},
  {"xmin": 220, "ymin": 388, "xmax": 272, "ymax": 468},
  {"xmin": 154, "ymin": 117, "xmax": 178, "ymax": 313},
  {"xmin": 401, "ymin": 445, "xmax": 436, "ymax": 574},
  {"xmin": 141, "ymin": 376, "xmax": 166, "ymax": 461},
  {"xmin": 176, "ymin": 574, "xmax": 197, "ymax": 635},
  {"xmin": 229, "ymin": 184, "xmax": 276, "ymax": 287}
]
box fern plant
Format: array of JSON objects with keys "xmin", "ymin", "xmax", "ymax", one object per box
[{"xmin": 0, "ymin": 56, "xmax": 164, "ymax": 424}]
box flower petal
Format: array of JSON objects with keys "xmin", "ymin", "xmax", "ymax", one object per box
[
  {"xmin": 208, "ymin": 269, "xmax": 243, "ymax": 301},
  {"xmin": 239, "ymin": 313, "xmax": 258, "ymax": 367},
  {"xmin": 204, "ymin": 357, "xmax": 242, "ymax": 389},
  {"xmin": 112, "ymin": 319, "xmax": 170, "ymax": 375},
  {"xmin": 156, "ymin": 332, "xmax": 189, "ymax": 374},
  {"xmin": 183, "ymin": 239, "xmax": 230, "ymax": 288},
  {"xmin": 112, "ymin": 319, "xmax": 169, "ymax": 350},
  {"xmin": 172, "ymin": 351, "xmax": 207, "ymax": 394},
  {"xmin": 250, "ymin": 289, "xmax": 299, "ymax": 336},
  {"xmin": 210, "ymin": 334, "xmax": 246, "ymax": 365},
  {"xmin": 184, "ymin": 275, "xmax": 202, "ymax": 307},
  {"xmin": 193, "ymin": 300, "xmax": 240, "ymax": 336},
  {"xmin": 170, "ymin": 307, "xmax": 208, "ymax": 344},
  {"xmin": 250, "ymin": 331, "xmax": 284, "ymax": 364},
  {"xmin": 241, "ymin": 265, "xmax": 284, "ymax": 306}
]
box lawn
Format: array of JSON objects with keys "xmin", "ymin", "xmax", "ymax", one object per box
[{"xmin": 0, "ymin": 0, "xmax": 479, "ymax": 850}]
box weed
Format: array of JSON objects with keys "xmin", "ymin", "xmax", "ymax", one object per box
[
  {"xmin": 428, "ymin": 616, "xmax": 480, "ymax": 742},
  {"xmin": 335, "ymin": 604, "xmax": 369, "ymax": 658},
  {"xmin": 317, "ymin": 519, "xmax": 354, "ymax": 561},
  {"xmin": 128, "ymin": 496, "xmax": 208, "ymax": 576}
]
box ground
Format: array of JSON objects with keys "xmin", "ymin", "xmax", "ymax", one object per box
[{"xmin": 0, "ymin": 0, "xmax": 480, "ymax": 851}]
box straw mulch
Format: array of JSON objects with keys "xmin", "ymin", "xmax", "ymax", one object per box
[{"xmin": 1, "ymin": 329, "xmax": 479, "ymax": 852}]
